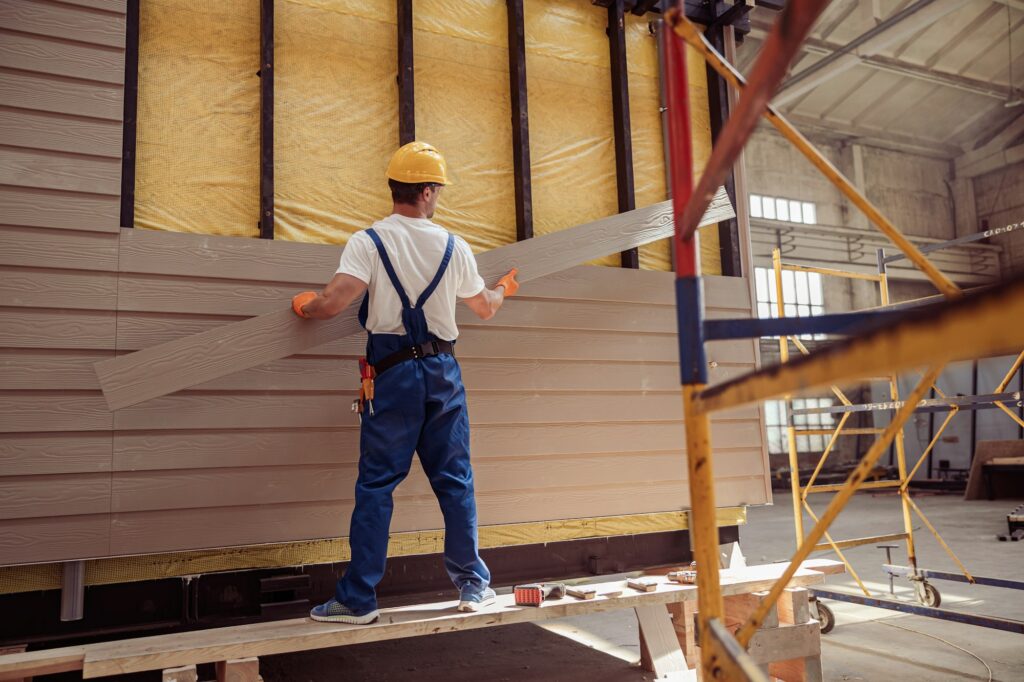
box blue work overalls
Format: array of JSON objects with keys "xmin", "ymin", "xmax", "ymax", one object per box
[{"xmin": 335, "ymin": 228, "xmax": 491, "ymax": 614}]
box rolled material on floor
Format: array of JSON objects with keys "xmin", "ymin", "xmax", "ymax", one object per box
[{"xmin": 95, "ymin": 189, "xmax": 734, "ymax": 410}]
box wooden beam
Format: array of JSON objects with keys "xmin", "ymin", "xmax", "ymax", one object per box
[
  {"xmin": 608, "ymin": 0, "xmax": 639, "ymax": 269},
  {"xmin": 77, "ymin": 563, "xmax": 828, "ymax": 678},
  {"xmin": 397, "ymin": 0, "xmax": 414, "ymax": 145},
  {"xmin": 506, "ymin": 0, "xmax": 533, "ymax": 241},
  {"xmin": 118, "ymin": 0, "xmax": 139, "ymax": 228},
  {"xmin": 635, "ymin": 604, "xmax": 691, "ymax": 678},
  {"xmin": 94, "ymin": 190, "xmax": 734, "ymax": 410},
  {"xmin": 258, "ymin": 0, "xmax": 274, "ymax": 239}
]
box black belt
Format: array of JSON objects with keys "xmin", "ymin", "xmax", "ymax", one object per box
[{"xmin": 375, "ymin": 340, "xmax": 455, "ymax": 375}]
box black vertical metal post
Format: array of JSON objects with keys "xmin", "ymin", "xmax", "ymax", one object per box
[
  {"xmin": 608, "ymin": 0, "xmax": 638, "ymax": 269},
  {"xmin": 926, "ymin": 387, "xmax": 936, "ymax": 478},
  {"xmin": 1019, "ymin": 365, "xmax": 1023, "ymax": 439},
  {"xmin": 397, "ymin": 0, "xmax": 415, "ymax": 145},
  {"xmin": 704, "ymin": 22, "xmax": 741, "ymax": 276},
  {"xmin": 506, "ymin": 0, "xmax": 533, "ymax": 241},
  {"xmin": 258, "ymin": 0, "xmax": 274, "ymax": 239},
  {"xmin": 119, "ymin": 0, "xmax": 140, "ymax": 228},
  {"xmin": 970, "ymin": 360, "xmax": 978, "ymax": 464}
]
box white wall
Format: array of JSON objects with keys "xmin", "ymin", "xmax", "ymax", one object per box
[{"xmin": 974, "ymin": 160, "xmax": 1024, "ymax": 274}]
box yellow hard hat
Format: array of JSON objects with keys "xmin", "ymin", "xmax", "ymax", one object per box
[{"xmin": 386, "ymin": 141, "xmax": 451, "ymax": 185}]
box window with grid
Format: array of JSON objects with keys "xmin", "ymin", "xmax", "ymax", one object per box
[
  {"xmin": 749, "ymin": 194, "xmax": 817, "ymax": 225},
  {"xmin": 753, "ymin": 266, "xmax": 826, "ymax": 340},
  {"xmin": 764, "ymin": 397, "xmax": 836, "ymax": 455}
]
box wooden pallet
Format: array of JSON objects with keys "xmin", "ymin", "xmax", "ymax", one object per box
[{"xmin": 0, "ymin": 560, "xmax": 840, "ymax": 681}]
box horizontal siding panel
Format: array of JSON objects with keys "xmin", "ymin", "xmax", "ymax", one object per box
[
  {"xmin": 0, "ymin": 513, "xmax": 109, "ymax": 565},
  {"xmin": 52, "ymin": 0, "xmax": 126, "ymax": 14},
  {"xmin": 110, "ymin": 392, "xmax": 757, "ymax": 431},
  {"xmin": 0, "ymin": 432, "xmax": 111, "ymax": 475},
  {"xmin": 0, "ymin": 392, "xmax": 113, "ymax": 432},
  {"xmin": 0, "ymin": 68, "xmax": 122, "ymax": 120},
  {"xmin": 0, "ymin": 29, "xmax": 124, "ymax": 84},
  {"xmin": 0, "ymin": 145, "xmax": 120, "ymax": 195},
  {"xmin": 0, "ymin": 185, "xmax": 119, "ymax": 231},
  {"xmin": 116, "ymin": 228, "xmax": 339, "ymax": 282},
  {"xmin": 0, "ymin": 225, "xmax": 118, "ymax": 270},
  {"xmin": 0, "ymin": 348, "xmax": 111, "ymax": 389},
  {"xmin": 0, "ymin": 265, "xmax": 117, "ymax": 310},
  {"xmin": 111, "ymin": 450, "xmax": 763, "ymax": 514},
  {"xmin": 0, "ymin": 107, "xmax": 122, "ymax": 157},
  {"xmin": 0, "ymin": 307, "xmax": 115, "ymax": 349},
  {"xmin": 187, "ymin": 358, "xmax": 755, "ymax": 393},
  {"xmin": 112, "ymin": 420, "xmax": 763, "ymax": 472},
  {"xmin": 0, "ymin": 0, "xmax": 126, "ymax": 47},
  {"xmin": 108, "ymin": 477, "xmax": 760, "ymax": 555},
  {"xmin": 0, "ymin": 472, "xmax": 110, "ymax": 519}
]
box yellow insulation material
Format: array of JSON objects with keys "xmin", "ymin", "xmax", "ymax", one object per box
[
  {"xmin": 135, "ymin": 0, "xmax": 260, "ymax": 237},
  {"xmin": 274, "ymin": 0, "xmax": 397, "ymax": 244},
  {"xmin": 415, "ymin": 0, "xmax": 517, "ymax": 252},
  {"xmin": 625, "ymin": 14, "xmax": 719, "ymax": 274},
  {"xmin": 524, "ymin": 0, "xmax": 619, "ymax": 267},
  {"xmin": 132, "ymin": 1, "xmax": 720, "ymax": 272}
]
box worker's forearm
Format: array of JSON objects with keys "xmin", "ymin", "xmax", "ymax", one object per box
[
  {"xmin": 302, "ymin": 291, "xmax": 353, "ymax": 319},
  {"xmin": 484, "ymin": 287, "xmax": 505, "ymax": 319}
]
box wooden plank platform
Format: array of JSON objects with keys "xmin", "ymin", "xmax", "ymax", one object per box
[{"xmin": 0, "ymin": 560, "xmax": 839, "ymax": 680}]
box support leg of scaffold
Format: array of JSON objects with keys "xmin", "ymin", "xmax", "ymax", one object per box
[
  {"xmin": 734, "ymin": 366, "xmax": 943, "ymax": 647},
  {"xmin": 774, "ymin": 249, "xmax": 804, "ymax": 546}
]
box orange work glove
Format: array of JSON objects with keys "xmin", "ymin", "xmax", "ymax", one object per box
[
  {"xmin": 292, "ymin": 291, "xmax": 317, "ymax": 318},
  {"xmin": 497, "ymin": 268, "xmax": 520, "ymax": 297}
]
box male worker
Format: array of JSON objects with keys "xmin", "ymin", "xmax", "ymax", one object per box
[{"xmin": 290, "ymin": 141, "xmax": 519, "ymax": 625}]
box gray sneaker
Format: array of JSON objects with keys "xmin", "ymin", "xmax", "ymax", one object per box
[
  {"xmin": 457, "ymin": 586, "xmax": 496, "ymax": 612},
  {"xmin": 309, "ymin": 598, "xmax": 379, "ymax": 624}
]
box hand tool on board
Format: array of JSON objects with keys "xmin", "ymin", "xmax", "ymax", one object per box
[{"xmin": 514, "ymin": 583, "xmax": 566, "ymax": 606}]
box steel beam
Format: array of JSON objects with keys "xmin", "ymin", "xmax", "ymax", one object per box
[
  {"xmin": 773, "ymin": 0, "xmax": 974, "ymax": 106},
  {"xmin": 812, "ymin": 588, "xmax": 1024, "ymax": 633}
]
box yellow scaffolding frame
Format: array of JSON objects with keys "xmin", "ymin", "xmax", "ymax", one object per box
[{"xmin": 664, "ymin": 8, "xmax": 1024, "ymax": 678}]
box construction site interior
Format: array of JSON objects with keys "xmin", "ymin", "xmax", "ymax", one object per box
[{"xmin": 0, "ymin": 0, "xmax": 1022, "ymax": 681}]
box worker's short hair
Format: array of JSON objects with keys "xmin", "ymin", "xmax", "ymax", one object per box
[{"xmin": 389, "ymin": 179, "xmax": 440, "ymax": 205}]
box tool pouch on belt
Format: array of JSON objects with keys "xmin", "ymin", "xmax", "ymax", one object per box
[{"xmin": 352, "ymin": 357, "xmax": 376, "ymax": 418}]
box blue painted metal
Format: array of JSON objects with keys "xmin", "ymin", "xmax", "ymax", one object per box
[
  {"xmin": 676, "ymin": 276, "xmax": 708, "ymax": 384},
  {"xmin": 703, "ymin": 309, "xmax": 905, "ymax": 340},
  {"xmin": 811, "ymin": 588, "xmax": 1024, "ymax": 634},
  {"xmin": 883, "ymin": 564, "xmax": 1024, "ymax": 591}
]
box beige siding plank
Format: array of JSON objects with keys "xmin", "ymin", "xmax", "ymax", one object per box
[
  {"xmin": 110, "ymin": 392, "xmax": 757, "ymax": 431},
  {"xmin": 0, "ymin": 108, "xmax": 122, "ymax": 158},
  {"xmin": 108, "ymin": 477, "xmax": 754, "ymax": 555},
  {"xmin": 0, "ymin": 30, "xmax": 124, "ymax": 84},
  {"xmin": 0, "ymin": 432, "xmax": 111, "ymax": 475},
  {"xmin": 0, "ymin": 392, "xmax": 113, "ymax": 432},
  {"xmin": 0, "ymin": 472, "xmax": 110, "ymax": 519},
  {"xmin": 95, "ymin": 197, "xmax": 737, "ymax": 410},
  {"xmin": 116, "ymin": 228, "xmax": 339, "ymax": 282},
  {"xmin": 186, "ymin": 358, "xmax": 755, "ymax": 393},
  {"xmin": 53, "ymin": 0, "xmax": 126, "ymax": 14},
  {"xmin": 0, "ymin": 1, "xmax": 126, "ymax": 47},
  {"xmin": 0, "ymin": 513, "xmax": 109, "ymax": 564},
  {"xmin": 111, "ymin": 451, "xmax": 763, "ymax": 514},
  {"xmin": 0, "ymin": 266, "xmax": 117, "ymax": 310},
  {"xmin": 0, "ymin": 186, "xmax": 119, "ymax": 232},
  {"xmin": 0, "ymin": 225, "xmax": 118, "ymax": 270},
  {"xmin": 0, "ymin": 349, "xmax": 110, "ymax": 389},
  {"xmin": 0, "ymin": 68, "xmax": 123, "ymax": 120},
  {"xmin": 0, "ymin": 145, "xmax": 120, "ymax": 195},
  {"xmin": 112, "ymin": 420, "xmax": 763, "ymax": 472},
  {"xmin": 0, "ymin": 307, "xmax": 115, "ymax": 348}
]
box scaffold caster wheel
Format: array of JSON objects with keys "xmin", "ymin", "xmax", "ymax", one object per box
[
  {"xmin": 815, "ymin": 599, "xmax": 835, "ymax": 634},
  {"xmin": 918, "ymin": 581, "xmax": 941, "ymax": 608}
]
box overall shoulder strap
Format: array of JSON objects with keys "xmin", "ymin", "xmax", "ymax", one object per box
[
  {"xmin": 415, "ymin": 233, "xmax": 456, "ymax": 309},
  {"xmin": 364, "ymin": 228, "xmax": 412, "ymax": 309}
]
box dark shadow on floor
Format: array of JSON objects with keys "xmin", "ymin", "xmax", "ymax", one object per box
[{"xmin": 259, "ymin": 622, "xmax": 651, "ymax": 682}]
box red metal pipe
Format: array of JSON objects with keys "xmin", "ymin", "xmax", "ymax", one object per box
[
  {"xmin": 667, "ymin": 0, "xmax": 830, "ymax": 242},
  {"xmin": 664, "ymin": 9, "xmax": 696, "ymax": 279}
]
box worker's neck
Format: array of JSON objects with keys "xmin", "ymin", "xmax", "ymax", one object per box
[{"xmin": 392, "ymin": 203, "xmax": 429, "ymax": 220}]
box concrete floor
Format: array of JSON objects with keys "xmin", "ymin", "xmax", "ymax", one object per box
[{"xmin": 261, "ymin": 491, "xmax": 1023, "ymax": 681}]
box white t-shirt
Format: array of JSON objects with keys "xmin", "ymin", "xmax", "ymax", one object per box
[{"xmin": 336, "ymin": 214, "xmax": 485, "ymax": 341}]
